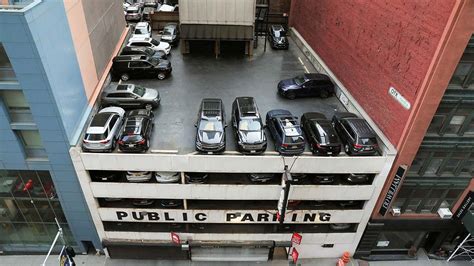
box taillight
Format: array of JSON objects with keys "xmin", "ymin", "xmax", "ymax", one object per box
[
  {"xmin": 281, "ymin": 143, "xmax": 288, "ymax": 148},
  {"xmin": 353, "ymin": 143, "xmax": 363, "ymax": 149},
  {"xmin": 100, "ymin": 139, "xmax": 110, "ymax": 144},
  {"xmin": 137, "ymin": 139, "xmax": 146, "ymax": 145}
]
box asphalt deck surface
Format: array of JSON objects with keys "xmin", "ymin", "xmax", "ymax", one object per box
[{"xmin": 123, "ymin": 37, "xmax": 345, "ymax": 154}]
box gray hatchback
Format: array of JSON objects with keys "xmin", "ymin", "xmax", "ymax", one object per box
[{"xmin": 101, "ymin": 83, "xmax": 160, "ymax": 109}]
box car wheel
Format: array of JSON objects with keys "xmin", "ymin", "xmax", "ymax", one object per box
[
  {"xmin": 320, "ymin": 90, "xmax": 329, "ymax": 98},
  {"xmin": 121, "ymin": 73, "xmax": 130, "ymax": 81},
  {"xmin": 344, "ymin": 144, "xmax": 352, "ymax": 155},
  {"xmin": 287, "ymin": 92, "xmax": 296, "ymax": 100},
  {"xmin": 157, "ymin": 72, "xmax": 166, "ymax": 80}
]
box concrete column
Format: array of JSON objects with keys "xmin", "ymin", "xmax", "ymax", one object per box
[
  {"xmin": 180, "ymin": 40, "xmax": 190, "ymax": 54},
  {"xmin": 214, "ymin": 40, "xmax": 220, "ymax": 58}
]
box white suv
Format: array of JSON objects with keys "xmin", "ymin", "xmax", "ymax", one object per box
[
  {"xmin": 82, "ymin": 107, "xmax": 125, "ymax": 152},
  {"xmin": 127, "ymin": 37, "xmax": 171, "ymax": 55},
  {"xmin": 133, "ymin": 22, "xmax": 152, "ymax": 38}
]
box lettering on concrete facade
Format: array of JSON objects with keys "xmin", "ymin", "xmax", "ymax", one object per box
[
  {"xmin": 114, "ymin": 210, "xmax": 333, "ymax": 223},
  {"xmin": 379, "ymin": 166, "xmax": 406, "ymax": 216},
  {"xmin": 454, "ymin": 191, "xmax": 473, "ymax": 219}
]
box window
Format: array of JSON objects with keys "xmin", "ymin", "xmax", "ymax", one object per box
[
  {"xmin": 15, "ymin": 130, "xmax": 47, "ymax": 159},
  {"xmin": 129, "ymin": 61, "xmax": 149, "ymax": 68},
  {"xmin": 0, "ymin": 43, "xmax": 17, "ymax": 82},
  {"xmin": 0, "ymin": 90, "xmax": 33, "ymax": 123},
  {"xmin": 109, "ymin": 115, "xmax": 119, "ymax": 128},
  {"xmin": 450, "ymin": 62, "xmax": 473, "ymax": 88}
]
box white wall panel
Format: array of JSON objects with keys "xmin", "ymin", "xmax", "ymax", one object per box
[
  {"xmin": 289, "ymin": 185, "xmax": 374, "ymax": 201},
  {"xmin": 179, "ymin": 0, "xmax": 256, "ymax": 25}
]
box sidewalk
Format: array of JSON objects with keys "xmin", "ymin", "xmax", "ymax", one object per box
[{"xmin": 0, "ymin": 250, "xmax": 472, "ymax": 266}]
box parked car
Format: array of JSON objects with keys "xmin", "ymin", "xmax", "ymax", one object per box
[
  {"xmin": 120, "ymin": 46, "xmax": 167, "ymax": 60},
  {"xmin": 142, "ymin": 7, "xmax": 155, "ymax": 21},
  {"xmin": 184, "ymin": 172, "xmax": 209, "ymax": 184},
  {"xmin": 195, "ymin": 98, "xmax": 226, "ymax": 154},
  {"xmin": 332, "ymin": 112, "xmax": 379, "ymax": 156},
  {"xmin": 338, "ymin": 200, "xmax": 361, "ymax": 208},
  {"xmin": 131, "ymin": 199, "xmax": 155, "ymax": 207},
  {"xmin": 90, "ymin": 171, "xmax": 120, "ymax": 182},
  {"xmin": 291, "ymin": 173, "xmax": 307, "ymax": 183},
  {"xmin": 248, "ymin": 173, "xmax": 275, "ymax": 183},
  {"xmin": 82, "ymin": 107, "xmax": 125, "ymax": 152},
  {"xmin": 118, "ymin": 109, "xmax": 154, "ymax": 153},
  {"xmin": 102, "ymin": 84, "xmax": 160, "ymax": 109},
  {"xmin": 311, "ymin": 174, "xmax": 337, "ymax": 184},
  {"xmin": 342, "ymin": 173, "xmax": 371, "ymax": 184},
  {"xmin": 125, "ymin": 6, "xmax": 142, "ymax": 22},
  {"xmin": 268, "ymin": 25, "xmax": 289, "ymax": 49},
  {"xmin": 160, "ymin": 23, "xmax": 179, "ymax": 45},
  {"xmin": 144, "ymin": 0, "xmax": 158, "ymax": 8},
  {"xmin": 155, "ymin": 172, "xmax": 180, "ymax": 183},
  {"xmin": 278, "ymin": 73, "xmax": 335, "ymax": 99},
  {"xmin": 231, "ymin": 97, "xmax": 266, "ymax": 154},
  {"xmin": 160, "ymin": 199, "xmax": 183, "ymax": 208},
  {"xmin": 133, "ymin": 22, "xmax": 152, "ymax": 38},
  {"xmin": 126, "ymin": 171, "xmax": 152, "ymax": 182},
  {"xmin": 127, "ymin": 36, "xmax": 171, "ymax": 55},
  {"xmin": 111, "ymin": 55, "xmax": 172, "ymax": 81},
  {"xmin": 301, "ymin": 112, "xmax": 341, "ymax": 156},
  {"xmin": 266, "ymin": 109, "xmax": 305, "ymax": 156}
]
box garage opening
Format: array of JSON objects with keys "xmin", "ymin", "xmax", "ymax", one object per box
[{"xmin": 191, "ymin": 247, "xmax": 270, "ymax": 262}]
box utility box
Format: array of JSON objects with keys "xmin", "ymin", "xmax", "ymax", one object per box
[{"xmin": 438, "ymin": 208, "xmax": 453, "ymax": 219}]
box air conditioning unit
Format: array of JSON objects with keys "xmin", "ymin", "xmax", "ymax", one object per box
[
  {"xmin": 390, "ymin": 207, "xmax": 401, "ymax": 216},
  {"xmin": 437, "ymin": 208, "xmax": 453, "ymax": 219}
]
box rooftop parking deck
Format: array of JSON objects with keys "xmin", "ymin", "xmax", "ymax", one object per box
[{"xmin": 112, "ymin": 38, "xmax": 346, "ymax": 154}]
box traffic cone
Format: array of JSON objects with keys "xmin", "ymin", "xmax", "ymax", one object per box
[
  {"xmin": 342, "ymin": 251, "xmax": 350, "ymax": 263},
  {"xmin": 336, "ymin": 258, "xmax": 345, "ymax": 266}
]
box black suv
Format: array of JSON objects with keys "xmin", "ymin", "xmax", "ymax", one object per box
[
  {"xmin": 120, "ymin": 46, "xmax": 167, "ymax": 60},
  {"xmin": 268, "ymin": 25, "xmax": 289, "ymax": 49},
  {"xmin": 101, "ymin": 84, "xmax": 160, "ymax": 109},
  {"xmin": 301, "ymin": 112, "xmax": 341, "ymax": 156},
  {"xmin": 118, "ymin": 109, "xmax": 154, "ymax": 152},
  {"xmin": 266, "ymin": 109, "xmax": 305, "ymax": 156},
  {"xmin": 195, "ymin": 99, "xmax": 226, "ymax": 153},
  {"xmin": 111, "ymin": 55, "xmax": 172, "ymax": 81},
  {"xmin": 332, "ymin": 112, "xmax": 379, "ymax": 156},
  {"xmin": 278, "ymin": 73, "xmax": 335, "ymax": 99},
  {"xmin": 231, "ymin": 97, "xmax": 267, "ymax": 154}
]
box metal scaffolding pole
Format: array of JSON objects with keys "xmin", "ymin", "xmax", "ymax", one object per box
[{"xmin": 447, "ymin": 233, "xmax": 474, "ymax": 262}]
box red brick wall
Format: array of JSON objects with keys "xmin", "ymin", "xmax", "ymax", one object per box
[{"xmin": 290, "ymin": 0, "xmax": 457, "ymax": 146}]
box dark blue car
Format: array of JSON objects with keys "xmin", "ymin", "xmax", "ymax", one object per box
[
  {"xmin": 277, "ymin": 73, "xmax": 335, "ymax": 99},
  {"xmin": 265, "ymin": 109, "xmax": 305, "ymax": 156}
]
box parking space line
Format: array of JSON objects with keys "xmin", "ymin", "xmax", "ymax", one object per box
[
  {"xmin": 298, "ymin": 56, "xmax": 310, "ymax": 73},
  {"xmin": 150, "ymin": 149, "xmax": 179, "ymax": 154}
]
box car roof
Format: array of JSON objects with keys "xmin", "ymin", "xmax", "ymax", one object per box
[
  {"xmin": 201, "ymin": 98, "xmax": 222, "ymax": 117},
  {"xmin": 114, "ymin": 55, "xmax": 148, "ymax": 61},
  {"xmin": 128, "ymin": 109, "xmax": 152, "ymax": 117},
  {"xmin": 280, "ymin": 118, "xmax": 301, "ymax": 136},
  {"xmin": 127, "ymin": 6, "xmax": 139, "ymax": 11},
  {"xmin": 129, "ymin": 36, "xmax": 151, "ymax": 42},
  {"xmin": 235, "ymin": 97, "xmax": 258, "ymax": 116},
  {"xmin": 304, "ymin": 73, "xmax": 331, "ymax": 81},
  {"xmin": 90, "ymin": 113, "xmax": 113, "ymax": 127},
  {"xmin": 124, "ymin": 117, "xmax": 146, "ymax": 133},
  {"xmin": 136, "ymin": 22, "xmax": 149, "ymax": 28},
  {"xmin": 346, "ymin": 119, "xmax": 376, "ymax": 138},
  {"xmin": 271, "ymin": 25, "xmax": 285, "ymax": 31},
  {"xmin": 106, "ymin": 84, "xmax": 134, "ymax": 93}
]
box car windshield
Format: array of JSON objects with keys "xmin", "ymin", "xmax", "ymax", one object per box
[
  {"xmin": 144, "ymin": 48, "xmax": 155, "ymax": 56},
  {"xmin": 199, "ymin": 120, "xmax": 223, "ymax": 132},
  {"xmin": 127, "ymin": 10, "xmax": 138, "ymax": 14},
  {"xmin": 85, "ymin": 133, "xmax": 106, "ymax": 141},
  {"xmin": 150, "ymin": 39, "xmax": 160, "ymax": 46},
  {"xmin": 132, "ymin": 86, "xmax": 146, "ymax": 97},
  {"xmin": 293, "ymin": 75, "xmax": 306, "ymax": 85},
  {"xmin": 359, "ymin": 137, "xmax": 377, "ymax": 145},
  {"xmin": 163, "ymin": 28, "xmax": 174, "ymax": 35},
  {"xmin": 274, "ymin": 29, "xmax": 285, "ymax": 38},
  {"xmin": 148, "ymin": 57, "xmax": 159, "ymax": 66},
  {"xmin": 284, "ymin": 136, "xmax": 304, "ymax": 144},
  {"xmin": 239, "ymin": 119, "xmax": 262, "ymax": 131}
]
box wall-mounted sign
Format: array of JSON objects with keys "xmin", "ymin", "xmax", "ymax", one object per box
[
  {"xmin": 171, "ymin": 232, "xmax": 180, "ymax": 245},
  {"xmin": 291, "ymin": 248, "xmax": 299, "ymax": 264},
  {"xmin": 98, "ymin": 209, "xmax": 364, "ymax": 224},
  {"xmin": 376, "ymin": 241, "xmax": 390, "ymax": 247},
  {"xmin": 291, "ymin": 232, "xmax": 302, "ymax": 245},
  {"xmin": 454, "ymin": 191, "xmax": 473, "ymax": 220},
  {"xmin": 389, "ymin": 86, "xmax": 411, "ymax": 110},
  {"xmin": 379, "ymin": 166, "xmax": 406, "ymax": 216}
]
